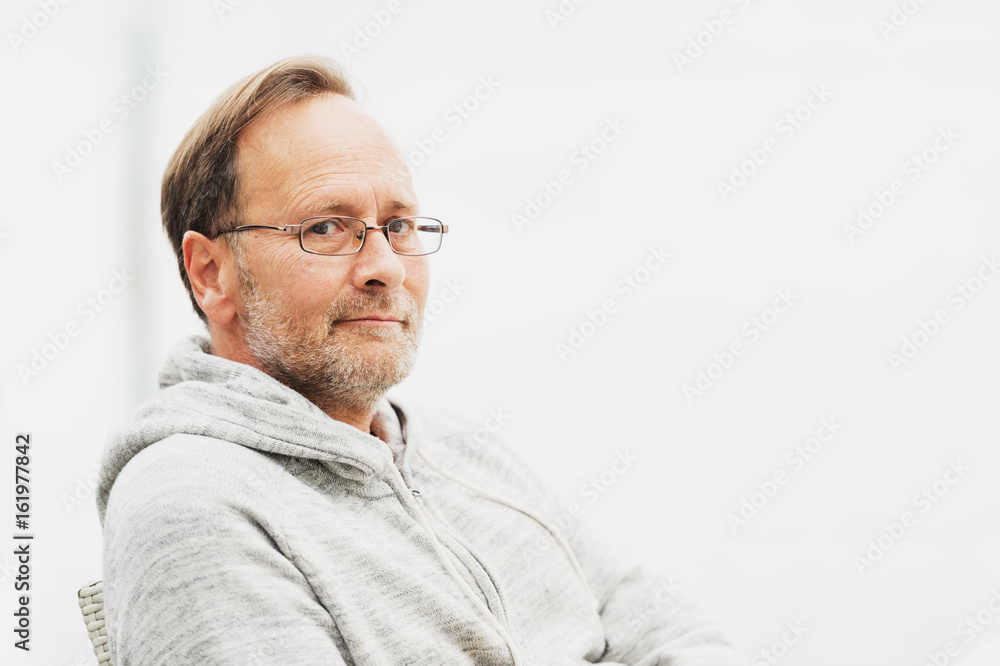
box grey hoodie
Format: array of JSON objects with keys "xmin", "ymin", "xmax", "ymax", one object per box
[{"xmin": 97, "ymin": 334, "xmax": 743, "ymax": 665}]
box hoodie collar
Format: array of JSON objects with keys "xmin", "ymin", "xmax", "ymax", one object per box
[
  {"xmin": 97, "ymin": 334, "xmax": 401, "ymax": 523},
  {"xmin": 370, "ymin": 398, "xmax": 406, "ymax": 465}
]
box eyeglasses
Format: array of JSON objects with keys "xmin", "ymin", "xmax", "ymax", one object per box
[{"xmin": 213, "ymin": 216, "xmax": 449, "ymax": 256}]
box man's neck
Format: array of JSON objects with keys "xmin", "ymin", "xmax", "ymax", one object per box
[{"xmin": 311, "ymin": 395, "xmax": 381, "ymax": 436}]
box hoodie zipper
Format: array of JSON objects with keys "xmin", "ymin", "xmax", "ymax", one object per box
[
  {"xmin": 383, "ymin": 458, "xmax": 524, "ymax": 665},
  {"xmin": 409, "ymin": 487, "xmax": 511, "ymax": 627}
]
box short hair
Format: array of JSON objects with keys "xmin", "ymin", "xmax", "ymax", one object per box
[{"xmin": 161, "ymin": 54, "xmax": 356, "ymax": 322}]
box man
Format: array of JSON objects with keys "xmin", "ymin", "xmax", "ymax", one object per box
[{"xmin": 96, "ymin": 54, "xmax": 742, "ymax": 665}]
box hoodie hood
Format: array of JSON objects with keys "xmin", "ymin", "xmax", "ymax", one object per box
[{"xmin": 96, "ymin": 334, "xmax": 399, "ymax": 525}]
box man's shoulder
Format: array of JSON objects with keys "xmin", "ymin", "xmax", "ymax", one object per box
[
  {"xmin": 125, "ymin": 431, "xmax": 275, "ymax": 476},
  {"xmin": 107, "ymin": 434, "xmax": 284, "ymax": 519}
]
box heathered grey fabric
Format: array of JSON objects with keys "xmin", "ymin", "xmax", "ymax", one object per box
[{"xmin": 96, "ymin": 334, "xmax": 744, "ymax": 665}]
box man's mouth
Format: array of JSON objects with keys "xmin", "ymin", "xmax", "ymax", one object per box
[{"xmin": 336, "ymin": 314, "xmax": 404, "ymax": 325}]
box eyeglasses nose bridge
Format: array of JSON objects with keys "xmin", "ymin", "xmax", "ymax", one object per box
[{"xmin": 357, "ymin": 222, "xmax": 397, "ymax": 254}]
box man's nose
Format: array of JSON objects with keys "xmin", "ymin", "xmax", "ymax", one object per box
[{"xmin": 351, "ymin": 224, "xmax": 406, "ymax": 289}]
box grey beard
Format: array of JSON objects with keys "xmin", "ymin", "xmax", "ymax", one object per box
[{"xmin": 235, "ymin": 256, "xmax": 423, "ymax": 415}]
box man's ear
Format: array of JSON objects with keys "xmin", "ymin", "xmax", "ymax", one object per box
[{"xmin": 182, "ymin": 231, "xmax": 238, "ymax": 325}]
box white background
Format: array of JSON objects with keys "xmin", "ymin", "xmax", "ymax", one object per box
[{"xmin": 2, "ymin": 1, "xmax": 999, "ymax": 664}]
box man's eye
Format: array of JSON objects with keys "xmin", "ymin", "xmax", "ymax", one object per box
[
  {"xmin": 388, "ymin": 218, "xmax": 413, "ymax": 234},
  {"xmin": 305, "ymin": 218, "xmax": 349, "ymax": 236}
]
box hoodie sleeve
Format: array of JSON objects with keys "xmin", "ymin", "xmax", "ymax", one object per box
[
  {"xmin": 478, "ymin": 433, "xmax": 745, "ymax": 665},
  {"xmin": 569, "ymin": 523, "xmax": 746, "ymax": 666},
  {"xmin": 101, "ymin": 434, "xmax": 350, "ymax": 666}
]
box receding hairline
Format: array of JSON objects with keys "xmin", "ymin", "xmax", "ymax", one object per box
[
  {"xmin": 234, "ymin": 91, "xmax": 400, "ymax": 158},
  {"xmin": 230, "ymin": 93, "xmax": 416, "ymax": 221}
]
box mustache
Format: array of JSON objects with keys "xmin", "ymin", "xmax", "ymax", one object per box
[{"xmin": 325, "ymin": 292, "xmax": 417, "ymax": 326}]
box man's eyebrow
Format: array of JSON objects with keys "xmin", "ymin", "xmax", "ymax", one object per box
[{"xmin": 309, "ymin": 199, "xmax": 418, "ymax": 214}]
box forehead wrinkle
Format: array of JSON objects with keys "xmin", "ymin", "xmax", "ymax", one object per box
[
  {"xmin": 265, "ymin": 144, "xmax": 409, "ymax": 192},
  {"xmin": 245, "ymin": 155, "xmax": 414, "ymax": 220},
  {"xmin": 237, "ymin": 98, "xmax": 414, "ymax": 223},
  {"xmin": 263, "ymin": 143, "xmax": 399, "ymax": 181},
  {"xmin": 289, "ymin": 185, "xmax": 418, "ymax": 221}
]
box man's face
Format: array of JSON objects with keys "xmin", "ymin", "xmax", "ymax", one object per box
[{"xmin": 227, "ymin": 93, "xmax": 428, "ymax": 409}]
